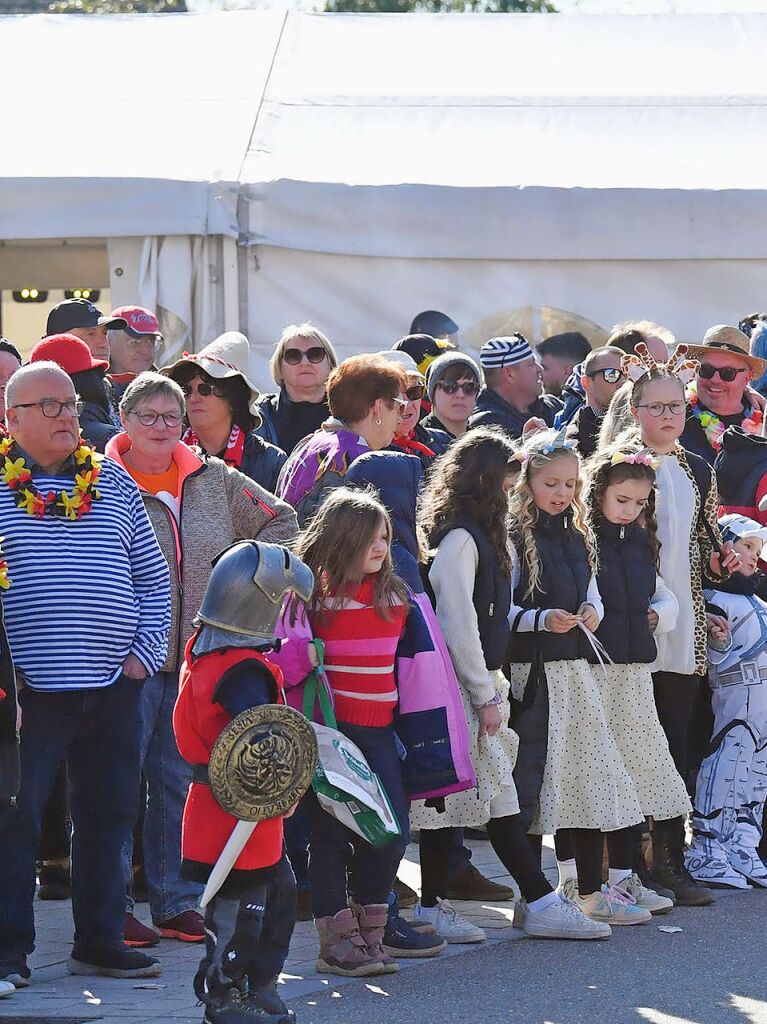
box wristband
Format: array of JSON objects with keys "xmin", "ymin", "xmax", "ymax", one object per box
[{"xmin": 477, "ymin": 692, "xmax": 502, "ymax": 709}]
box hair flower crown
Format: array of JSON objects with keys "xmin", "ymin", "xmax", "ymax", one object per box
[
  {"xmin": 610, "ymin": 449, "xmax": 660, "ymax": 471},
  {"xmin": 621, "ymin": 342, "xmax": 699, "ymax": 386}
]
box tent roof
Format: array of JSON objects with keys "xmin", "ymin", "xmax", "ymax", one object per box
[{"xmin": 3, "ymin": 9, "xmax": 767, "ymax": 255}]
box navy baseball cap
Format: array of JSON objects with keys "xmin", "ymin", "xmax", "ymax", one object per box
[{"xmin": 46, "ymin": 299, "xmax": 127, "ymax": 336}]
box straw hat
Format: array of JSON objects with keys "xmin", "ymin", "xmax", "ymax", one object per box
[
  {"xmin": 686, "ymin": 324, "xmax": 767, "ymax": 377},
  {"xmin": 161, "ymin": 332, "xmax": 260, "ymax": 414}
]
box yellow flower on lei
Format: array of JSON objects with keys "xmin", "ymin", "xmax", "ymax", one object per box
[
  {"xmin": 0, "ymin": 537, "xmax": 10, "ymax": 590},
  {"xmin": 57, "ymin": 490, "xmax": 83, "ymax": 520}
]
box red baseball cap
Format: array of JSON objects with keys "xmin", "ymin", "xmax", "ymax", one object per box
[
  {"xmin": 30, "ymin": 334, "xmax": 110, "ymax": 375},
  {"xmin": 111, "ymin": 306, "xmax": 162, "ymax": 340}
]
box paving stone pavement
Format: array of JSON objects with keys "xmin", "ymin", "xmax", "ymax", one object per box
[{"xmin": 0, "ymin": 836, "xmax": 542, "ymax": 1024}]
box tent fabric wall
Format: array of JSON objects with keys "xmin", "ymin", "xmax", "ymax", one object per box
[{"xmin": 245, "ymin": 246, "xmax": 767, "ymax": 367}]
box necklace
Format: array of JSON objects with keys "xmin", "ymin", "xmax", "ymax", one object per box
[
  {"xmin": 688, "ymin": 383, "xmax": 763, "ymax": 451},
  {"xmin": 0, "ymin": 437, "xmax": 103, "ymax": 520}
]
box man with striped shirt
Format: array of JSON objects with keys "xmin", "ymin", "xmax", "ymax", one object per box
[{"xmin": 0, "ymin": 362, "xmax": 171, "ymax": 988}]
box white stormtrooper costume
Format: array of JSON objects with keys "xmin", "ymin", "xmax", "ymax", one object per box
[{"xmin": 686, "ymin": 515, "xmax": 767, "ymax": 889}]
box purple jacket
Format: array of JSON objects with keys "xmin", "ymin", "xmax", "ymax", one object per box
[
  {"xmin": 277, "ymin": 423, "xmax": 369, "ymax": 525},
  {"xmin": 273, "ymin": 593, "xmax": 475, "ymax": 802}
]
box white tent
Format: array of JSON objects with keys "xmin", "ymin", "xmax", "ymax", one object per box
[{"xmin": 2, "ymin": 9, "xmax": 767, "ymax": 372}]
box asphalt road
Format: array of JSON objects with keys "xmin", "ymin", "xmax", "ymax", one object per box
[{"xmin": 290, "ymin": 889, "xmax": 767, "ymax": 1024}]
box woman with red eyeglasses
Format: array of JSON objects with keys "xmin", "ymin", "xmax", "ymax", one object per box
[
  {"xmin": 254, "ymin": 323, "xmax": 339, "ymax": 455},
  {"xmin": 423, "ymin": 353, "xmax": 482, "ymax": 441}
]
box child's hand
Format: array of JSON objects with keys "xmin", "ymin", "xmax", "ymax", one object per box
[
  {"xmin": 477, "ymin": 703, "xmax": 502, "ymax": 738},
  {"xmin": 576, "ymin": 603, "xmax": 599, "ymax": 631},
  {"xmin": 706, "ymin": 612, "xmax": 730, "ymax": 646},
  {"xmin": 546, "ymin": 608, "xmax": 579, "ymax": 633},
  {"xmin": 710, "ymin": 541, "xmax": 742, "ymax": 577},
  {"xmin": 307, "ymin": 642, "xmax": 320, "ymax": 668},
  {"xmin": 647, "ymin": 608, "xmax": 659, "ymax": 632}
]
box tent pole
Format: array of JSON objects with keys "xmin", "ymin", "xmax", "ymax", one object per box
[{"xmin": 222, "ymin": 236, "xmax": 240, "ymax": 334}]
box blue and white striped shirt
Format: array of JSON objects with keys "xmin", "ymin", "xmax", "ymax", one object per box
[{"xmin": 0, "ymin": 453, "xmax": 171, "ymax": 691}]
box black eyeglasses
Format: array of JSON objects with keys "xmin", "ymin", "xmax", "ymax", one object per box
[
  {"xmin": 128, "ymin": 410, "xmax": 183, "ymax": 428},
  {"xmin": 11, "ymin": 398, "xmax": 83, "ymax": 418},
  {"xmin": 634, "ymin": 401, "xmax": 686, "ymax": 417},
  {"xmin": 405, "ymin": 383, "xmax": 426, "ymax": 402},
  {"xmin": 182, "ymin": 381, "xmax": 226, "ymax": 399},
  {"xmin": 282, "ymin": 346, "xmax": 327, "ymax": 365},
  {"xmin": 436, "ymin": 380, "xmax": 480, "ymax": 396},
  {"xmin": 698, "ymin": 363, "xmax": 748, "ymax": 383},
  {"xmin": 585, "ymin": 367, "xmax": 624, "ymax": 384}
]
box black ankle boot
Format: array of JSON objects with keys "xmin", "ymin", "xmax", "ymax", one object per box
[{"xmin": 650, "ymin": 818, "xmax": 715, "ymax": 907}]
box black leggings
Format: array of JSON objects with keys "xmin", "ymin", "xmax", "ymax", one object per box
[
  {"xmin": 420, "ymin": 816, "xmax": 551, "ymax": 907},
  {"xmin": 555, "ymin": 827, "xmax": 636, "ymax": 896}
]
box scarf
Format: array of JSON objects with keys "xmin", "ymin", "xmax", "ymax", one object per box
[
  {"xmin": 392, "ymin": 433, "xmax": 435, "ymax": 459},
  {"xmin": 182, "ymin": 424, "xmax": 245, "ymax": 469}
]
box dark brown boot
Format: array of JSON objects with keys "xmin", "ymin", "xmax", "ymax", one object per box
[{"xmin": 651, "ymin": 818, "xmax": 715, "ymax": 907}]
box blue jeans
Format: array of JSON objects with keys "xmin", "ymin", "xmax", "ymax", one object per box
[
  {"xmin": 302, "ymin": 722, "xmax": 409, "ymax": 918},
  {"xmin": 122, "ymin": 671, "xmax": 203, "ymax": 922},
  {"xmin": 0, "ymin": 675, "xmax": 142, "ymax": 960}
]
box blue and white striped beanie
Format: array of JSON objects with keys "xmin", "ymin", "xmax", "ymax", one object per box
[{"xmin": 479, "ymin": 333, "xmax": 533, "ymax": 370}]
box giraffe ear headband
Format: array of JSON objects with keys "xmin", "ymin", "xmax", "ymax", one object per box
[{"xmin": 621, "ymin": 342, "xmax": 699, "ymax": 387}]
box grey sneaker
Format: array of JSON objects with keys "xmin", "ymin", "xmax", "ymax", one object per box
[{"xmin": 523, "ymin": 895, "xmax": 612, "ymax": 940}]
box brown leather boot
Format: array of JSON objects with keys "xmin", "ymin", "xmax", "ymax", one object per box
[
  {"xmin": 314, "ymin": 909, "xmax": 387, "ymax": 977},
  {"xmin": 350, "ymin": 902, "xmax": 398, "ymax": 974}
]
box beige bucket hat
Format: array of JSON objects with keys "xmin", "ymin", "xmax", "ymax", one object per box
[{"xmin": 162, "ymin": 332, "xmax": 261, "ymax": 414}]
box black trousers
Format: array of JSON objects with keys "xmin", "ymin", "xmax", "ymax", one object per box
[{"xmin": 652, "ymin": 671, "xmax": 703, "ymax": 791}]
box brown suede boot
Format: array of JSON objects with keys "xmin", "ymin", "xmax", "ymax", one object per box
[
  {"xmin": 314, "ymin": 909, "xmax": 387, "ymax": 977},
  {"xmin": 350, "ymin": 902, "xmax": 398, "ymax": 975}
]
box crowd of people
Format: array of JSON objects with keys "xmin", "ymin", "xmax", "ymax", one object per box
[{"xmin": 1, "ymin": 299, "xmax": 767, "ymax": 1023}]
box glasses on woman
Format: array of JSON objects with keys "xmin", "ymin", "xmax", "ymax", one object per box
[
  {"xmin": 282, "ymin": 346, "xmax": 327, "ymax": 365},
  {"xmin": 585, "ymin": 368, "xmax": 624, "ymax": 384},
  {"xmin": 698, "ymin": 363, "xmax": 747, "ymax": 382},
  {"xmin": 405, "ymin": 383, "xmax": 426, "ymax": 402},
  {"xmin": 128, "ymin": 410, "xmax": 183, "ymax": 428},
  {"xmin": 182, "ymin": 381, "xmax": 226, "ymax": 399},
  {"xmin": 634, "ymin": 401, "xmax": 686, "ymax": 417},
  {"xmin": 390, "ymin": 396, "xmax": 409, "ymax": 412},
  {"xmin": 436, "ymin": 380, "xmax": 480, "ymax": 396}
]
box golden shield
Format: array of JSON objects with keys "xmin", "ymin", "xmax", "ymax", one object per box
[{"xmin": 208, "ymin": 704, "xmax": 318, "ymax": 822}]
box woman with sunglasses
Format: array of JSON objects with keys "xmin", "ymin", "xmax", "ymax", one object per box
[
  {"xmin": 254, "ymin": 323, "xmax": 339, "ymax": 455},
  {"xmin": 424, "ymin": 353, "xmax": 482, "ymax": 440},
  {"xmin": 104, "ymin": 371, "xmax": 298, "ymax": 949},
  {"xmin": 279, "ymin": 355, "xmax": 409, "ymax": 525},
  {"xmin": 375, "ymin": 352, "xmax": 452, "ymax": 472},
  {"xmin": 679, "ymin": 325, "xmax": 767, "ymax": 466},
  {"xmin": 163, "ymin": 333, "xmax": 287, "ymax": 494},
  {"xmin": 564, "ymin": 347, "xmax": 625, "ymax": 458}
]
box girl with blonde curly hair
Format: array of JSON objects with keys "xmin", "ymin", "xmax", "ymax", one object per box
[{"xmin": 508, "ymin": 429, "xmax": 647, "ymax": 929}]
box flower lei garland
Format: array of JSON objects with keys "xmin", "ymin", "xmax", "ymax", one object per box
[
  {"xmin": 0, "ymin": 436, "xmax": 103, "ymax": 522},
  {"xmin": 687, "ymin": 381, "xmax": 763, "ymax": 452},
  {"xmin": 0, "ymin": 537, "xmax": 9, "ymax": 590}
]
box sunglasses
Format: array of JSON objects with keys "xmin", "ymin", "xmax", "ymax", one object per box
[
  {"xmin": 182, "ymin": 381, "xmax": 226, "ymax": 399},
  {"xmin": 436, "ymin": 380, "xmax": 480, "ymax": 396},
  {"xmin": 282, "ymin": 346, "xmax": 327, "ymax": 365},
  {"xmin": 405, "ymin": 383, "xmax": 426, "ymax": 402},
  {"xmin": 585, "ymin": 367, "xmax": 624, "ymax": 384},
  {"xmin": 698, "ymin": 363, "xmax": 748, "ymax": 382},
  {"xmin": 391, "ymin": 396, "xmax": 409, "ymax": 411}
]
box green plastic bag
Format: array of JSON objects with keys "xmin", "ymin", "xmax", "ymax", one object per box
[{"xmin": 302, "ymin": 644, "xmax": 400, "ymax": 848}]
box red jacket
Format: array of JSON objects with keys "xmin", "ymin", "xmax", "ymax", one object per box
[{"xmin": 173, "ymin": 635, "xmax": 285, "ymax": 871}]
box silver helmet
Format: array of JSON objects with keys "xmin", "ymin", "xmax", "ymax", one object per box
[{"xmin": 197, "ymin": 541, "xmax": 314, "ymax": 644}]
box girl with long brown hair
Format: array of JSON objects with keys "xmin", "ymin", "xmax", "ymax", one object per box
[
  {"xmin": 411, "ymin": 428, "xmax": 608, "ymax": 943},
  {"xmin": 508, "ymin": 428, "xmax": 647, "ymax": 928}
]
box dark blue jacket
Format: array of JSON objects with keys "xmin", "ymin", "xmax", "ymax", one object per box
[
  {"xmin": 240, "ymin": 432, "xmax": 287, "ymax": 496},
  {"xmin": 469, "ymin": 388, "xmax": 562, "ymax": 440},
  {"xmin": 593, "ymin": 521, "xmax": 658, "ymax": 664},
  {"xmin": 344, "ymin": 450, "xmax": 424, "ymax": 593},
  {"xmin": 510, "ymin": 511, "xmax": 592, "ymax": 663}
]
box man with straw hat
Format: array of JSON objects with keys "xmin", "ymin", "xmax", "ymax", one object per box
[{"xmin": 680, "ymin": 325, "xmax": 767, "ymax": 466}]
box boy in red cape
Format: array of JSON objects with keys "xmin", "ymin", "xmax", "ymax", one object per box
[{"xmin": 173, "ymin": 541, "xmax": 313, "ymax": 1024}]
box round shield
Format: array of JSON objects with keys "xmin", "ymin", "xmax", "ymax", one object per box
[{"xmin": 208, "ymin": 704, "xmax": 318, "ymax": 822}]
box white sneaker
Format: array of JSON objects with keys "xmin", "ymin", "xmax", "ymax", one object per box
[
  {"xmin": 613, "ymin": 872, "xmax": 674, "ymax": 914},
  {"xmin": 577, "ymin": 885, "xmax": 652, "ymax": 925},
  {"xmin": 0, "ymin": 980, "xmax": 15, "ymax": 999},
  {"xmin": 413, "ymin": 899, "xmax": 486, "ymax": 944},
  {"xmin": 523, "ymin": 895, "xmax": 611, "ymax": 940}
]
